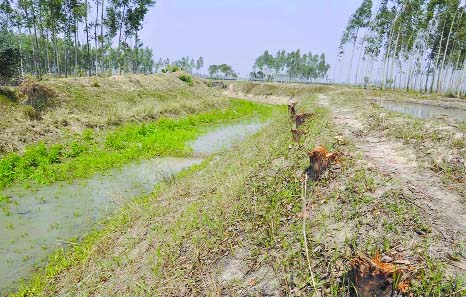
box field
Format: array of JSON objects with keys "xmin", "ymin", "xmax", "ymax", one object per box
[{"xmin": 1, "ymin": 76, "xmax": 466, "ymax": 296}]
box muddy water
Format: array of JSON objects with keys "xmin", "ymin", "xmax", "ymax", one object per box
[
  {"xmin": 376, "ymin": 100, "xmax": 466, "ymax": 122},
  {"xmin": 0, "ymin": 121, "xmax": 266, "ymax": 293}
]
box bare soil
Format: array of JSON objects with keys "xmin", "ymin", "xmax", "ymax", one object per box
[{"xmin": 318, "ymin": 92, "xmax": 466, "ymax": 257}]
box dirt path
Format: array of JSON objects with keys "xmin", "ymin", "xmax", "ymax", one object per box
[{"xmin": 318, "ymin": 93, "xmax": 466, "ymax": 240}]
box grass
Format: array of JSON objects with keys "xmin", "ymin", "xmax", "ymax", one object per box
[
  {"xmin": 10, "ymin": 90, "xmax": 464, "ymax": 296},
  {"xmin": 331, "ymin": 88, "xmax": 466, "ymax": 199},
  {"xmin": 0, "ymin": 74, "xmax": 227, "ymax": 155},
  {"xmin": 0, "ymin": 99, "xmax": 280, "ymax": 190}
]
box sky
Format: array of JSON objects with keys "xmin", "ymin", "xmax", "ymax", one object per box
[{"xmin": 139, "ymin": 0, "xmax": 363, "ymax": 77}]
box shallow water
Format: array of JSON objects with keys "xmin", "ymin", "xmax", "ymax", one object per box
[
  {"xmin": 0, "ymin": 120, "xmax": 266, "ymax": 293},
  {"xmin": 376, "ymin": 100, "xmax": 466, "ymax": 122},
  {"xmin": 191, "ymin": 121, "xmax": 265, "ymax": 155},
  {"xmin": 0, "ymin": 157, "xmax": 202, "ymax": 292}
]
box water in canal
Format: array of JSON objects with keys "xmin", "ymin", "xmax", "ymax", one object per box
[
  {"xmin": 0, "ymin": 121, "xmax": 265, "ymax": 293},
  {"xmin": 376, "ymin": 100, "xmax": 466, "ymax": 122}
]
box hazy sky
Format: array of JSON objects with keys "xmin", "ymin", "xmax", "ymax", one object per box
[{"xmin": 140, "ymin": 0, "xmax": 363, "ymax": 76}]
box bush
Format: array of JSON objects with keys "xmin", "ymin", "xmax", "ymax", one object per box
[
  {"xmin": 162, "ymin": 65, "xmax": 181, "ymax": 73},
  {"xmin": 0, "ymin": 87, "xmax": 17, "ymax": 102},
  {"xmin": 178, "ymin": 73, "xmax": 193, "ymax": 86},
  {"xmin": 0, "ymin": 34, "xmax": 20, "ymax": 85},
  {"xmin": 22, "ymin": 105, "xmax": 41, "ymax": 120},
  {"xmin": 19, "ymin": 81, "xmax": 56, "ymax": 110}
]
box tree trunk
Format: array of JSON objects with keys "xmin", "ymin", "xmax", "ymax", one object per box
[
  {"xmin": 347, "ymin": 29, "xmax": 359, "ymax": 85},
  {"xmin": 30, "ymin": 3, "xmax": 42, "ymax": 79},
  {"xmin": 100, "ymin": 0, "xmax": 105, "ymax": 73},
  {"xmin": 117, "ymin": 4, "xmax": 127, "ymax": 75},
  {"xmin": 94, "ymin": 0, "xmax": 99, "ymax": 75},
  {"xmin": 85, "ymin": 0, "xmax": 91, "ymax": 76},
  {"xmin": 74, "ymin": 19, "xmax": 79, "ymax": 75},
  {"xmin": 437, "ymin": 8, "xmax": 459, "ymax": 93}
]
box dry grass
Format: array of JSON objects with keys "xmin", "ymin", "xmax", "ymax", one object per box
[
  {"xmin": 13, "ymin": 86, "xmax": 465, "ymax": 296},
  {"xmin": 330, "ymin": 88, "xmax": 466, "ymax": 199},
  {"xmin": 0, "ymin": 73, "xmax": 226, "ymax": 155}
]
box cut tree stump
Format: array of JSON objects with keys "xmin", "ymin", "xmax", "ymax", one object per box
[
  {"xmin": 307, "ymin": 146, "xmax": 339, "ymax": 181},
  {"xmin": 295, "ymin": 112, "xmax": 314, "ymax": 128},
  {"xmin": 291, "ymin": 128, "xmax": 307, "ymax": 142}
]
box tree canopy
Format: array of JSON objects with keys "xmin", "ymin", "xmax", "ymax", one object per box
[
  {"xmin": 339, "ymin": 0, "xmax": 466, "ymax": 94},
  {"xmin": 0, "ymin": 0, "xmax": 156, "ymax": 78},
  {"xmin": 208, "ymin": 64, "xmax": 238, "ymax": 79},
  {"xmin": 250, "ymin": 49, "xmax": 330, "ymax": 82}
]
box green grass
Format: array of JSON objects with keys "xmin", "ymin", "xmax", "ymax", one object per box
[
  {"xmin": 0, "ymin": 99, "xmax": 281, "ymax": 190},
  {"xmin": 7, "ymin": 85, "xmax": 464, "ymax": 296}
]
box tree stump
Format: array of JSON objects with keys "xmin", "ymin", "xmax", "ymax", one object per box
[
  {"xmin": 307, "ymin": 146, "xmax": 339, "ymax": 180},
  {"xmin": 295, "ymin": 112, "xmax": 314, "ymax": 128}
]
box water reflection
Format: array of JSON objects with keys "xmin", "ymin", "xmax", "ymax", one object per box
[{"xmin": 376, "ymin": 100, "xmax": 466, "ymax": 122}]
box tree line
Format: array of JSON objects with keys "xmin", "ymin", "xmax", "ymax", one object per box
[
  {"xmin": 0, "ymin": 0, "xmax": 156, "ymax": 81},
  {"xmin": 208, "ymin": 64, "xmax": 238, "ymax": 79},
  {"xmin": 338, "ymin": 0, "xmax": 466, "ymax": 94},
  {"xmin": 249, "ymin": 50, "xmax": 331, "ymax": 82}
]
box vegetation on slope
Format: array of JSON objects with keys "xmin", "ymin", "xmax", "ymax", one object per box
[
  {"xmin": 11, "ymin": 88, "xmax": 464, "ymax": 296},
  {"xmin": 0, "ymin": 99, "xmax": 277, "ymax": 190},
  {"xmin": 0, "ymin": 73, "xmax": 226, "ymax": 154}
]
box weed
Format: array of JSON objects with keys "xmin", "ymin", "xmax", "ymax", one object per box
[{"xmin": 178, "ymin": 73, "xmax": 193, "ymax": 86}]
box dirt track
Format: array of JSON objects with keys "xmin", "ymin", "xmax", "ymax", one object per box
[{"xmin": 318, "ymin": 92, "xmax": 466, "ymax": 241}]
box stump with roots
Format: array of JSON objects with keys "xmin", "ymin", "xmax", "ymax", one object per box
[
  {"xmin": 291, "ymin": 128, "xmax": 307, "ymax": 142},
  {"xmin": 288, "ymin": 102, "xmax": 297, "ymax": 117},
  {"xmin": 307, "ymin": 146, "xmax": 339, "ymax": 181},
  {"xmin": 295, "ymin": 112, "xmax": 314, "ymax": 128}
]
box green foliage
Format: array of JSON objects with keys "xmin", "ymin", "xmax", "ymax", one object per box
[
  {"xmin": 178, "ymin": 73, "xmax": 193, "ymax": 86},
  {"xmin": 208, "ymin": 64, "xmax": 238, "ymax": 79},
  {"xmin": 161, "ymin": 65, "xmax": 180, "ymax": 73},
  {"xmin": 250, "ymin": 49, "xmax": 330, "ymax": 82},
  {"xmin": 0, "ymin": 100, "xmax": 277, "ymax": 189},
  {"xmin": 0, "ymin": 86, "xmax": 17, "ymax": 102},
  {"xmin": 0, "ymin": 32, "xmax": 20, "ymax": 85}
]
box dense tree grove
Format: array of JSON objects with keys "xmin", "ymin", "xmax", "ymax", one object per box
[
  {"xmin": 208, "ymin": 64, "xmax": 238, "ymax": 79},
  {"xmin": 339, "ymin": 0, "xmax": 466, "ymax": 94},
  {"xmin": 0, "ymin": 0, "xmax": 156, "ymax": 80},
  {"xmin": 156, "ymin": 56, "xmax": 204, "ymax": 74},
  {"xmin": 249, "ymin": 50, "xmax": 331, "ymax": 82}
]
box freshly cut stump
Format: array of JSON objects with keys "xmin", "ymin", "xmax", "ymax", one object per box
[{"xmin": 307, "ymin": 146, "xmax": 339, "ymax": 181}]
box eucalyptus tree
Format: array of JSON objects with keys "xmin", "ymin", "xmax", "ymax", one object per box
[
  {"xmin": 0, "ymin": 0, "xmax": 158, "ymax": 78},
  {"xmin": 339, "ymin": 0, "xmax": 465, "ymax": 94},
  {"xmin": 250, "ymin": 49, "xmax": 330, "ymax": 82},
  {"xmin": 339, "ymin": 0, "xmax": 372, "ymax": 84},
  {"xmin": 195, "ymin": 56, "xmax": 204, "ymax": 71}
]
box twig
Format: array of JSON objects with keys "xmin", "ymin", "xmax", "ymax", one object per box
[
  {"xmin": 302, "ymin": 176, "xmax": 317, "ymax": 294},
  {"xmin": 450, "ymin": 286, "xmax": 466, "ymax": 296}
]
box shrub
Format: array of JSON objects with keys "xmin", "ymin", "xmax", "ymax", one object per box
[
  {"xmin": 0, "ymin": 87, "xmax": 17, "ymax": 102},
  {"xmin": 162, "ymin": 65, "xmax": 181, "ymax": 73},
  {"xmin": 19, "ymin": 81, "xmax": 56, "ymax": 110},
  {"xmin": 178, "ymin": 73, "xmax": 193, "ymax": 86},
  {"xmin": 0, "ymin": 35, "xmax": 20, "ymax": 85},
  {"xmin": 22, "ymin": 105, "xmax": 41, "ymax": 120}
]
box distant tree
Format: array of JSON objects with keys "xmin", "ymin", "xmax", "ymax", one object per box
[
  {"xmin": 195, "ymin": 56, "xmax": 203, "ymax": 71},
  {"xmin": 250, "ymin": 49, "xmax": 330, "ymax": 82},
  {"xmin": 208, "ymin": 64, "xmax": 237, "ymax": 79}
]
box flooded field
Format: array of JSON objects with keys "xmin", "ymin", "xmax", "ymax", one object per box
[
  {"xmin": 376, "ymin": 100, "xmax": 466, "ymax": 122},
  {"xmin": 0, "ymin": 121, "xmax": 265, "ymax": 293}
]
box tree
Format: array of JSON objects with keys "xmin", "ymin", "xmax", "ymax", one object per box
[{"xmin": 195, "ymin": 56, "xmax": 203, "ymax": 71}]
